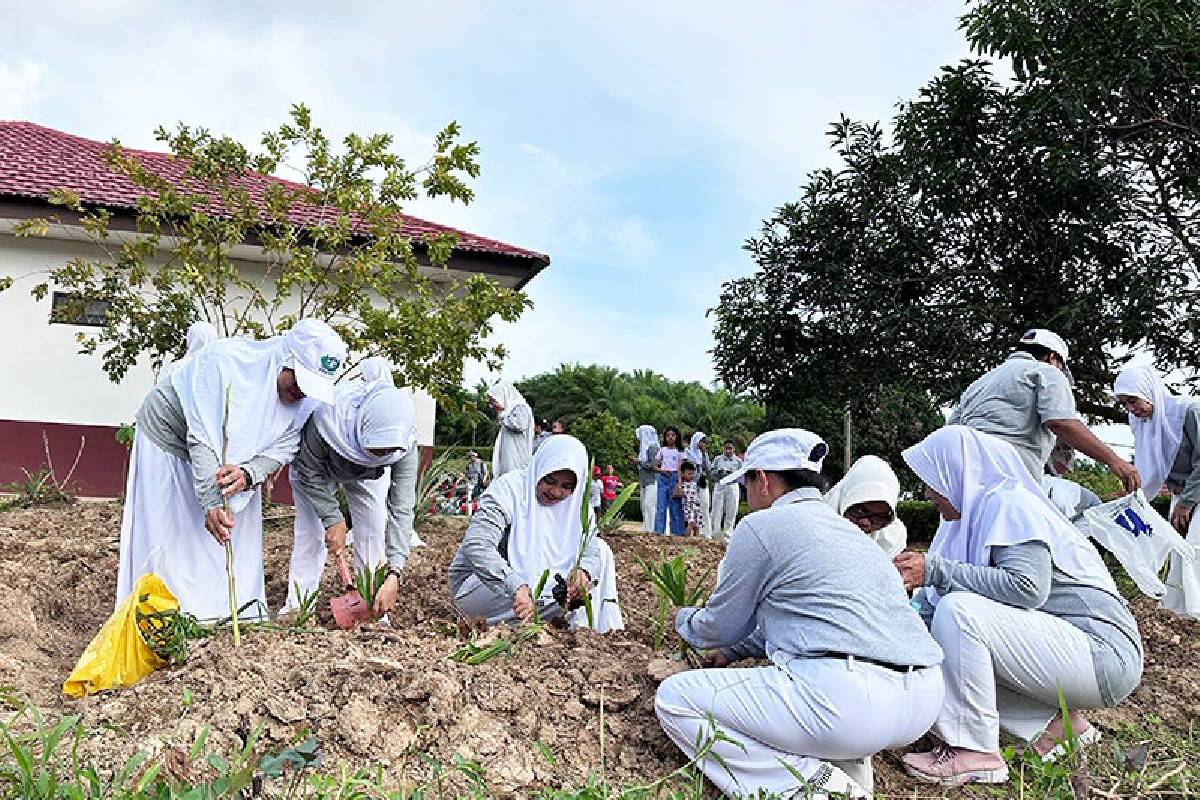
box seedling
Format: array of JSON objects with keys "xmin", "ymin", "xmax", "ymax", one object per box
[
  {"xmin": 639, "ymin": 552, "xmax": 711, "ymax": 657},
  {"xmin": 597, "ymin": 482, "xmax": 639, "ymax": 536},
  {"xmin": 136, "ymin": 603, "xmax": 213, "ymax": 664},
  {"xmin": 449, "ymin": 623, "xmax": 543, "ymax": 665},
  {"xmin": 219, "ymin": 385, "xmax": 240, "ymax": 647},
  {"xmin": 290, "ymin": 583, "xmax": 319, "ymax": 629},
  {"xmin": 354, "ymin": 562, "xmax": 390, "ymax": 616}
]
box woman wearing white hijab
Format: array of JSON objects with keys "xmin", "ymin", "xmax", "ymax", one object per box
[
  {"xmin": 685, "ymin": 431, "xmax": 712, "ymax": 537},
  {"xmin": 1113, "ymin": 365, "xmax": 1200, "ymax": 615},
  {"xmin": 158, "ymin": 321, "xmax": 221, "ymax": 383},
  {"xmin": 448, "ymin": 435, "xmax": 624, "ymax": 632},
  {"xmin": 280, "ymin": 358, "xmax": 420, "ymax": 618},
  {"xmin": 486, "ymin": 381, "xmax": 535, "ymax": 478},
  {"xmin": 896, "ymin": 426, "xmax": 1142, "ymax": 786},
  {"xmin": 823, "ymin": 455, "xmax": 907, "ymax": 558},
  {"xmin": 633, "ymin": 425, "xmax": 660, "ymax": 532},
  {"xmin": 117, "ymin": 319, "xmax": 347, "ymax": 621}
]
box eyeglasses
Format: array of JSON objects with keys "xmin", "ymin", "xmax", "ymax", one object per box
[{"xmin": 845, "ymin": 506, "xmax": 895, "ymax": 527}]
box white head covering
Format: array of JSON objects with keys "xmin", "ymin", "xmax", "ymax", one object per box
[
  {"xmin": 686, "ymin": 431, "xmax": 706, "ymax": 466},
  {"xmin": 185, "ymin": 321, "xmax": 219, "ymax": 356},
  {"xmin": 170, "ymin": 321, "xmax": 347, "ymax": 513},
  {"xmin": 314, "ymin": 357, "xmax": 417, "ymax": 469},
  {"xmin": 636, "ymin": 425, "xmax": 660, "ymax": 462},
  {"xmin": 280, "ymin": 319, "xmax": 348, "ymax": 405},
  {"xmin": 1113, "ymin": 365, "xmax": 1192, "ymax": 495},
  {"xmin": 486, "ymin": 380, "xmax": 528, "ymax": 412},
  {"xmin": 483, "ymin": 434, "xmax": 590, "ymax": 599},
  {"xmin": 902, "ymin": 426, "xmax": 1117, "ymax": 606},
  {"xmin": 720, "ymin": 428, "xmax": 828, "ymax": 485},
  {"xmin": 823, "ymin": 455, "xmax": 908, "ymax": 558}
]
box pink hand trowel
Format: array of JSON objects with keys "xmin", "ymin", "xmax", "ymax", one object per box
[{"xmin": 330, "ymin": 552, "xmax": 371, "ymax": 630}]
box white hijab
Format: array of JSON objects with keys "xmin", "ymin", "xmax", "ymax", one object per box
[
  {"xmin": 823, "ymin": 455, "xmax": 908, "ymax": 558},
  {"xmin": 686, "ymin": 431, "xmax": 706, "ymax": 467},
  {"xmin": 1113, "ymin": 365, "xmax": 1192, "ymax": 495},
  {"xmin": 636, "ymin": 425, "xmax": 659, "ymax": 462},
  {"xmin": 185, "ymin": 321, "xmax": 219, "ymax": 355},
  {"xmin": 902, "ymin": 426, "xmax": 1117, "ymax": 606},
  {"xmin": 485, "ymin": 434, "xmax": 591, "ymax": 599},
  {"xmin": 487, "ymin": 380, "xmax": 528, "ymax": 413},
  {"xmin": 171, "ymin": 328, "xmax": 323, "ymax": 513},
  {"xmin": 314, "ymin": 357, "xmax": 417, "ymax": 469}
]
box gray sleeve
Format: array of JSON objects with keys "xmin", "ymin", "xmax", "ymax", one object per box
[
  {"xmin": 290, "ymin": 431, "xmax": 344, "ymax": 530},
  {"xmin": 925, "ymin": 541, "xmax": 1052, "ymax": 609},
  {"xmin": 500, "ymin": 403, "xmax": 532, "ymax": 435},
  {"xmin": 1075, "ymin": 486, "xmax": 1103, "ymax": 517},
  {"xmin": 242, "ymin": 456, "xmax": 283, "ymax": 489},
  {"xmin": 1036, "ymin": 368, "xmax": 1078, "ymax": 423},
  {"xmin": 720, "ymin": 627, "xmax": 767, "ymax": 661},
  {"xmin": 578, "ymin": 529, "xmax": 602, "ymax": 586},
  {"xmin": 913, "ymin": 588, "xmax": 935, "ymax": 628},
  {"xmin": 459, "ymin": 496, "xmax": 525, "ymax": 596},
  {"xmin": 186, "ymin": 434, "xmax": 223, "ymax": 511},
  {"xmin": 1180, "ymin": 405, "xmax": 1200, "ymax": 508},
  {"xmin": 947, "ymin": 406, "xmax": 962, "ymax": 425},
  {"xmin": 383, "ymin": 448, "xmax": 419, "ymax": 572},
  {"xmin": 639, "ymin": 444, "xmax": 660, "ymax": 472},
  {"xmin": 675, "ymin": 524, "xmax": 769, "ymax": 650}
]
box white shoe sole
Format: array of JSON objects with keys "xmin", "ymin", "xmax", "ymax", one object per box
[
  {"xmin": 1039, "ymin": 725, "xmax": 1100, "ymax": 763},
  {"xmin": 903, "ymin": 762, "xmax": 1010, "ymax": 786}
]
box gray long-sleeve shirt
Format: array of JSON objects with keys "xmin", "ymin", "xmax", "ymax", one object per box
[
  {"xmin": 448, "ymin": 490, "xmax": 603, "ymax": 598},
  {"xmin": 676, "ymin": 487, "xmax": 944, "ymax": 669},
  {"xmin": 288, "ymin": 420, "xmax": 418, "ymax": 572},
  {"xmin": 918, "ymin": 542, "xmax": 1143, "ymax": 706},
  {"xmin": 637, "ymin": 443, "xmax": 660, "ymax": 491},
  {"xmin": 493, "ymin": 404, "xmax": 534, "ymax": 477},
  {"xmin": 136, "ymin": 383, "xmax": 283, "ymax": 511},
  {"xmin": 949, "ymin": 352, "xmax": 1077, "ymax": 478},
  {"xmin": 709, "ymin": 454, "xmax": 743, "ymax": 483},
  {"xmin": 1167, "ymin": 403, "xmax": 1200, "ymax": 508}
]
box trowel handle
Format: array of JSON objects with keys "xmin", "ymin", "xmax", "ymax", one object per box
[{"xmin": 336, "ymin": 552, "xmax": 354, "ymax": 589}]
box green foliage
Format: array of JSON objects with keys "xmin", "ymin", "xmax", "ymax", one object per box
[
  {"xmin": 571, "ymin": 411, "xmax": 635, "ymax": 483},
  {"xmin": 135, "ymin": 604, "xmax": 214, "ymax": 664},
  {"xmin": 1065, "ymin": 462, "xmax": 1123, "ymax": 500},
  {"xmin": 0, "ymin": 468, "xmax": 75, "ymax": 511},
  {"xmin": 416, "ymin": 449, "xmax": 466, "ymax": 529},
  {"xmin": 289, "ymin": 582, "xmax": 320, "ymax": 629},
  {"xmin": 115, "ymin": 423, "xmax": 136, "ymax": 449},
  {"xmin": 353, "ymin": 562, "xmax": 389, "ymax": 617},
  {"xmin": 6, "ymin": 105, "xmax": 530, "ymax": 395},
  {"xmin": 598, "ymin": 482, "xmax": 640, "ymax": 535},
  {"xmin": 639, "ymin": 552, "xmax": 711, "ymax": 653},
  {"xmin": 449, "ymin": 623, "xmax": 543, "ymax": 666},
  {"xmin": 896, "ymin": 500, "xmax": 942, "ymax": 544}
]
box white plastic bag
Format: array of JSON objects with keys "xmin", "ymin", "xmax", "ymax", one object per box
[{"xmin": 1080, "ymin": 491, "xmax": 1195, "ymax": 606}]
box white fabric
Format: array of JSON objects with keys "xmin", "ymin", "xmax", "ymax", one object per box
[
  {"xmin": 1019, "ymin": 328, "xmax": 1070, "ymax": 362},
  {"xmin": 1080, "ymin": 491, "xmax": 1194, "ymax": 602},
  {"xmin": 902, "ymin": 426, "xmax": 1118, "ymax": 607},
  {"xmin": 170, "ymin": 326, "xmax": 330, "ymax": 513},
  {"xmin": 1161, "ymin": 496, "xmax": 1200, "ymax": 617},
  {"xmin": 930, "ymin": 591, "xmax": 1103, "ymax": 752},
  {"xmin": 686, "ymin": 431, "xmax": 706, "ymax": 467},
  {"xmin": 283, "ymin": 318, "xmax": 347, "ymax": 405},
  {"xmin": 116, "ymin": 433, "xmax": 266, "ymax": 621},
  {"xmin": 655, "ymin": 657, "xmax": 943, "ymax": 798},
  {"xmin": 710, "ymin": 483, "xmax": 739, "ymax": 541},
  {"xmin": 314, "ymin": 357, "xmax": 417, "ymax": 469},
  {"xmin": 1043, "ymin": 474, "xmax": 1085, "ymax": 519},
  {"xmin": 640, "ymin": 482, "xmax": 658, "ymax": 533},
  {"xmin": 824, "ymin": 455, "xmax": 908, "ymax": 558},
  {"xmin": 1113, "ymin": 365, "xmax": 1191, "ymax": 496},
  {"xmin": 186, "ymin": 321, "xmax": 219, "ymax": 355},
  {"xmin": 636, "ymin": 424, "xmax": 660, "ymax": 463},
  {"xmin": 486, "ymin": 379, "xmax": 527, "ymax": 413},
  {"xmin": 281, "ymin": 470, "xmax": 389, "ymax": 612},
  {"xmin": 696, "ymin": 485, "xmax": 712, "ymax": 538},
  {"xmin": 720, "ymin": 428, "xmax": 827, "ymax": 486},
  {"xmin": 488, "ymin": 380, "xmax": 533, "ymax": 477}
]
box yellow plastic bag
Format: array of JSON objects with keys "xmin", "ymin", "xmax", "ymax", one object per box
[{"xmin": 63, "ymin": 574, "xmax": 178, "ymax": 698}]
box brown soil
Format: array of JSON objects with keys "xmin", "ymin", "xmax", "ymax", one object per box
[{"xmin": 0, "ymin": 502, "xmax": 1197, "ymax": 797}]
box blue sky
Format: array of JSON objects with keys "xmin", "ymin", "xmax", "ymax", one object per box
[{"xmin": 0, "ymin": 0, "xmax": 971, "ymax": 387}]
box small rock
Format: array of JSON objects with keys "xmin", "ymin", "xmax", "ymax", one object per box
[{"xmin": 263, "ymin": 695, "xmax": 307, "ymax": 724}]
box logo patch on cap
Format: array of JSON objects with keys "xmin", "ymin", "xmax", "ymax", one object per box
[
  {"xmin": 1022, "ymin": 330, "xmax": 1037, "ymax": 340},
  {"xmin": 320, "ymin": 355, "xmax": 340, "ymax": 375}
]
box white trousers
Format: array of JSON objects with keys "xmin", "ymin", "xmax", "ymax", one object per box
[
  {"xmin": 1162, "ymin": 495, "xmax": 1200, "ymax": 617},
  {"xmin": 116, "ymin": 434, "xmax": 266, "ymax": 621},
  {"xmin": 640, "ymin": 483, "xmax": 657, "ymax": 532},
  {"xmin": 930, "ymin": 592, "xmax": 1103, "ymax": 752},
  {"xmin": 710, "ymin": 484, "xmax": 739, "ymax": 541},
  {"xmin": 282, "ymin": 471, "xmax": 389, "ymax": 612},
  {"xmin": 452, "ymin": 538, "xmax": 625, "ymax": 632},
  {"xmin": 655, "ymin": 657, "xmax": 944, "ymax": 798},
  {"xmin": 697, "ymin": 485, "xmax": 712, "ymax": 538}
]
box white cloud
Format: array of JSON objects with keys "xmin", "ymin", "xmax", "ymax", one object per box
[{"xmin": 0, "ymin": 59, "xmax": 42, "ymax": 118}]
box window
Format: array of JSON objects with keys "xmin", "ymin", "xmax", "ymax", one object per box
[{"xmin": 50, "ymin": 292, "xmax": 109, "ymax": 327}]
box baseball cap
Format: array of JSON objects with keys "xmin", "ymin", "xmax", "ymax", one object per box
[
  {"xmin": 283, "ymin": 319, "xmax": 347, "ymax": 405},
  {"xmin": 719, "ymin": 428, "xmax": 829, "ymax": 486},
  {"xmin": 1019, "ymin": 328, "xmax": 1073, "ymax": 384}
]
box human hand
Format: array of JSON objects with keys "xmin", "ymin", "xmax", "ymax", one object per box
[
  {"xmin": 374, "ymin": 573, "xmax": 400, "ymax": 616},
  {"xmin": 204, "ymin": 507, "xmax": 234, "ymax": 545},
  {"xmin": 1109, "ymin": 460, "xmax": 1142, "ymax": 496},
  {"xmin": 325, "ymin": 521, "xmax": 349, "ymax": 559},
  {"xmin": 893, "ymin": 552, "xmax": 926, "ymax": 592},
  {"xmin": 216, "ymin": 464, "xmax": 247, "ymax": 498},
  {"xmin": 567, "ymin": 569, "xmax": 592, "ymax": 603},
  {"xmin": 1171, "ymin": 504, "xmax": 1194, "ymax": 536},
  {"xmin": 513, "ymin": 585, "xmax": 535, "ymax": 623}
]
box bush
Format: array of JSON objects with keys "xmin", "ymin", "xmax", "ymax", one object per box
[
  {"xmin": 897, "ymin": 500, "xmax": 940, "ymax": 544},
  {"xmin": 434, "ymin": 445, "xmax": 493, "ymax": 466}
]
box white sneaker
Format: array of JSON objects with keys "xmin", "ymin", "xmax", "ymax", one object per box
[{"xmin": 790, "ymin": 762, "xmax": 870, "ymax": 799}]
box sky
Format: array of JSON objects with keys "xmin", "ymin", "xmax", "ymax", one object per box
[{"xmin": 0, "ymin": 0, "xmax": 977, "ymax": 390}]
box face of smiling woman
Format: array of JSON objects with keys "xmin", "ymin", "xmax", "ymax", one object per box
[{"xmin": 536, "ymin": 469, "xmax": 577, "ymax": 506}]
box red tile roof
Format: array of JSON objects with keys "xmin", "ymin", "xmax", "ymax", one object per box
[{"xmin": 0, "ymin": 120, "xmax": 548, "ymax": 263}]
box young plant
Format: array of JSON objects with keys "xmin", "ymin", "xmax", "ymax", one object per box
[
  {"xmin": 354, "ymin": 562, "xmax": 390, "ymax": 616},
  {"xmin": 565, "ymin": 458, "xmax": 598, "ymax": 627},
  {"xmin": 291, "ymin": 582, "xmax": 320, "ymax": 629},
  {"xmin": 415, "ymin": 449, "xmax": 467, "ymax": 526},
  {"xmin": 449, "ymin": 623, "xmax": 543, "ymax": 665},
  {"xmin": 639, "ymin": 552, "xmax": 712, "ymax": 658},
  {"xmin": 136, "ymin": 602, "xmax": 214, "ymax": 664},
  {"xmin": 597, "ymin": 481, "xmax": 639, "ymax": 536},
  {"xmin": 531, "ymin": 568, "xmax": 551, "ymax": 624}
]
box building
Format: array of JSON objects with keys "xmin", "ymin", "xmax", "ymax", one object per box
[{"xmin": 0, "ymin": 121, "xmax": 548, "ymax": 497}]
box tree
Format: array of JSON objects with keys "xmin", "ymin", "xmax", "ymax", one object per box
[
  {"xmin": 6, "ymin": 105, "xmax": 530, "ymax": 395},
  {"xmin": 433, "ymin": 382, "xmax": 498, "ymax": 446},
  {"xmin": 713, "ymin": 0, "xmax": 1200, "ymax": 425},
  {"xmin": 570, "ymin": 410, "xmax": 632, "ymax": 479}
]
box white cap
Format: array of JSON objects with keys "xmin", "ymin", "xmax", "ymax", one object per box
[
  {"xmin": 284, "ymin": 319, "xmax": 347, "ymax": 405},
  {"xmin": 1018, "ymin": 328, "xmax": 1073, "ymax": 384},
  {"xmin": 719, "ymin": 428, "xmax": 829, "ymax": 486}
]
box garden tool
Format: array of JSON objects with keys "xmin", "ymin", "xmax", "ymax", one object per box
[{"xmin": 330, "ymin": 551, "xmax": 370, "ymax": 630}]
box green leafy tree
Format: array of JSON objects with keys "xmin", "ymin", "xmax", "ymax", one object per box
[
  {"xmin": 571, "ymin": 410, "xmax": 635, "ymax": 481},
  {"xmin": 714, "ymin": 0, "xmax": 1200, "ymax": 425},
  {"xmin": 6, "ymin": 104, "xmax": 530, "ymax": 394}
]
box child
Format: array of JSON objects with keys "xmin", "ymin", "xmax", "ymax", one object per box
[
  {"xmin": 600, "ymin": 464, "xmax": 623, "ymax": 515},
  {"xmin": 591, "ymin": 466, "xmax": 603, "ymax": 517},
  {"xmin": 678, "ymin": 461, "xmax": 701, "ymax": 537}
]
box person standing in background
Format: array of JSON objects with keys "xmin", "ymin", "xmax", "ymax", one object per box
[
  {"xmin": 709, "ymin": 441, "xmax": 743, "ymax": 541},
  {"xmin": 532, "ymin": 418, "xmax": 552, "ymax": 453},
  {"xmin": 654, "ymin": 427, "xmax": 686, "ymax": 535},
  {"xmin": 633, "ymin": 425, "xmax": 660, "ymax": 533},
  {"xmin": 487, "ymin": 381, "xmax": 534, "ymax": 477},
  {"xmin": 600, "ymin": 464, "xmax": 622, "ymax": 515},
  {"xmin": 686, "ymin": 432, "xmax": 713, "ymax": 537}
]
